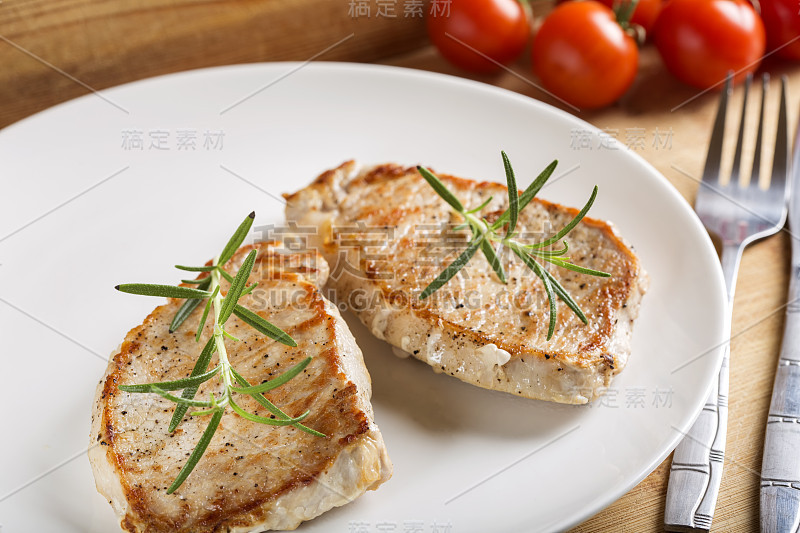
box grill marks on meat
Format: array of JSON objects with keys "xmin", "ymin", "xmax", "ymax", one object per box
[
  {"xmin": 90, "ymin": 242, "xmax": 391, "ymax": 532},
  {"xmin": 284, "ymin": 161, "xmax": 648, "ymax": 404}
]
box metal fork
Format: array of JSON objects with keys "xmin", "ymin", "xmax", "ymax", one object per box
[{"xmin": 664, "ymin": 73, "xmax": 790, "ymax": 532}]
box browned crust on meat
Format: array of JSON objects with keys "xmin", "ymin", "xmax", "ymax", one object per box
[
  {"xmin": 284, "ymin": 161, "xmax": 647, "ymax": 403},
  {"xmin": 409, "ymin": 194, "xmax": 641, "ymax": 369},
  {"xmin": 94, "ymin": 242, "xmax": 377, "ymax": 532},
  {"xmin": 350, "ymin": 165, "xmax": 642, "ymax": 369}
]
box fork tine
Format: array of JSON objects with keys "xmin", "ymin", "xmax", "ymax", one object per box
[
  {"xmin": 673, "ymin": 73, "xmax": 789, "ymax": 533},
  {"xmin": 750, "ymin": 74, "xmax": 769, "ymax": 187},
  {"xmin": 702, "ymin": 74, "xmax": 733, "ymax": 187},
  {"xmin": 769, "ymin": 75, "xmax": 789, "ymax": 197},
  {"xmin": 730, "ymin": 73, "xmax": 752, "ymax": 186}
]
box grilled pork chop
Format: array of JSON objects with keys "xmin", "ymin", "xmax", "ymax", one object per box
[
  {"xmin": 284, "ymin": 161, "xmax": 648, "ymax": 404},
  {"xmin": 90, "ymin": 242, "xmax": 391, "ymax": 532}
]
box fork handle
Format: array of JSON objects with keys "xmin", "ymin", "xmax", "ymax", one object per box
[
  {"xmin": 761, "ymin": 266, "xmax": 800, "ymax": 533},
  {"xmin": 665, "ymin": 242, "xmax": 740, "ymax": 532}
]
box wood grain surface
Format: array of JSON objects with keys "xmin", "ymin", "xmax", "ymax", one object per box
[
  {"xmin": 3, "ymin": 0, "xmax": 800, "ymax": 529},
  {"xmin": 0, "ymin": 0, "xmax": 427, "ymax": 129}
]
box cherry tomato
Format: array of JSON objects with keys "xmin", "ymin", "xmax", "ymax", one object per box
[
  {"xmin": 427, "ymin": 0, "xmax": 531, "ymax": 73},
  {"xmin": 761, "ymin": 0, "xmax": 800, "ymax": 60},
  {"xmin": 597, "ymin": 0, "xmax": 663, "ymax": 35},
  {"xmin": 653, "ymin": 0, "xmax": 765, "ymax": 89},
  {"xmin": 532, "ymin": 1, "xmax": 638, "ymax": 109}
]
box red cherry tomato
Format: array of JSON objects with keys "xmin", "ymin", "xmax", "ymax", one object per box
[
  {"xmin": 597, "ymin": 0, "xmax": 663, "ymax": 34},
  {"xmin": 653, "ymin": 0, "xmax": 765, "ymax": 89},
  {"xmin": 532, "ymin": 1, "xmax": 638, "ymax": 109},
  {"xmin": 427, "ymin": 0, "xmax": 531, "ymax": 73},
  {"xmin": 761, "ymin": 0, "xmax": 800, "ymax": 60}
]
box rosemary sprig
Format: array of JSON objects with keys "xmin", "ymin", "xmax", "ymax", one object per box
[
  {"xmin": 417, "ymin": 152, "xmax": 611, "ymax": 340},
  {"xmin": 115, "ymin": 212, "xmax": 324, "ymax": 494}
]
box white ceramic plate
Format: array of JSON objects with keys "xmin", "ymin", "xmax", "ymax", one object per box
[{"xmin": 0, "ymin": 63, "xmax": 726, "ymax": 533}]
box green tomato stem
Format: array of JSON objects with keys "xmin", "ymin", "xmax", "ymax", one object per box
[{"xmin": 614, "ymin": 0, "xmax": 640, "ymax": 28}]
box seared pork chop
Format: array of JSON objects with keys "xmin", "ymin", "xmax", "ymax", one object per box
[
  {"xmin": 284, "ymin": 161, "xmax": 647, "ymax": 404},
  {"xmin": 90, "ymin": 242, "xmax": 391, "ymax": 532}
]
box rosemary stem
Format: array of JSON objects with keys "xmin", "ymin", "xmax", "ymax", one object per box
[
  {"xmin": 461, "ymin": 211, "xmax": 491, "ymax": 239},
  {"xmin": 209, "ymin": 255, "xmax": 233, "ymax": 406}
]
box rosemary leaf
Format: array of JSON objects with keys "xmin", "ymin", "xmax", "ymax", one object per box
[
  {"xmin": 524, "ymin": 252, "xmax": 592, "ymax": 329},
  {"xmin": 231, "ymin": 357, "xmax": 312, "ymax": 395},
  {"xmin": 219, "ymin": 249, "xmax": 257, "ymax": 324},
  {"xmin": 492, "ymin": 159, "xmax": 558, "ymax": 230},
  {"xmin": 118, "ymin": 366, "xmax": 220, "ymax": 393},
  {"xmin": 230, "ymin": 367, "xmax": 325, "ymax": 437},
  {"xmin": 513, "ymin": 248, "xmax": 557, "ymax": 339},
  {"xmin": 181, "ymin": 278, "xmax": 210, "ymax": 285},
  {"xmin": 465, "ymin": 196, "xmax": 493, "ymax": 215},
  {"xmin": 417, "ymin": 166, "xmax": 464, "ymax": 213},
  {"xmin": 219, "ymin": 212, "xmax": 255, "ymax": 266},
  {"xmin": 517, "ymin": 160, "xmax": 558, "ymax": 212},
  {"xmin": 420, "ymin": 239, "xmax": 481, "ymax": 300},
  {"xmin": 241, "ymin": 282, "xmax": 259, "ymax": 296},
  {"xmin": 533, "ymin": 186, "xmax": 598, "ymax": 248},
  {"xmin": 146, "ymin": 386, "xmax": 215, "ymax": 407},
  {"xmin": 170, "ymin": 300, "xmax": 202, "ymax": 333},
  {"xmin": 189, "ymin": 407, "xmax": 218, "ymax": 416},
  {"xmin": 533, "ymin": 261, "xmax": 557, "ymax": 341},
  {"xmin": 233, "ymin": 305, "xmax": 296, "ymax": 347},
  {"xmin": 217, "ymin": 268, "xmax": 235, "ymax": 283},
  {"xmin": 169, "ymin": 337, "xmax": 216, "ymax": 432},
  {"xmin": 546, "ymin": 258, "xmax": 611, "ymax": 278},
  {"xmin": 196, "ymin": 286, "xmax": 220, "ymax": 342},
  {"xmin": 170, "ymin": 277, "xmax": 212, "ymax": 333},
  {"xmin": 223, "ymin": 330, "xmax": 241, "ymax": 342},
  {"xmin": 175, "ymin": 265, "xmax": 216, "ymax": 272},
  {"xmin": 540, "ymin": 267, "xmax": 589, "ymax": 324},
  {"xmin": 166, "ymin": 409, "xmax": 223, "ymax": 494},
  {"xmin": 229, "ymin": 397, "xmax": 310, "ymax": 425},
  {"xmin": 116, "ymin": 284, "xmax": 211, "ymax": 299},
  {"xmin": 502, "ymin": 151, "xmax": 519, "ymax": 236},
  {"xmin": 528, "ymin": 241, "xmax": 569, "ymax": 257},
  {"xmin": 480, "ymin": 239, "xmax": 506, "ymax": 284}
]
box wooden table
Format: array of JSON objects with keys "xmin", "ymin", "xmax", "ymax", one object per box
[{"xmin": 3, "ymin": 1, "xmax": 799, "ymax": 530}]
